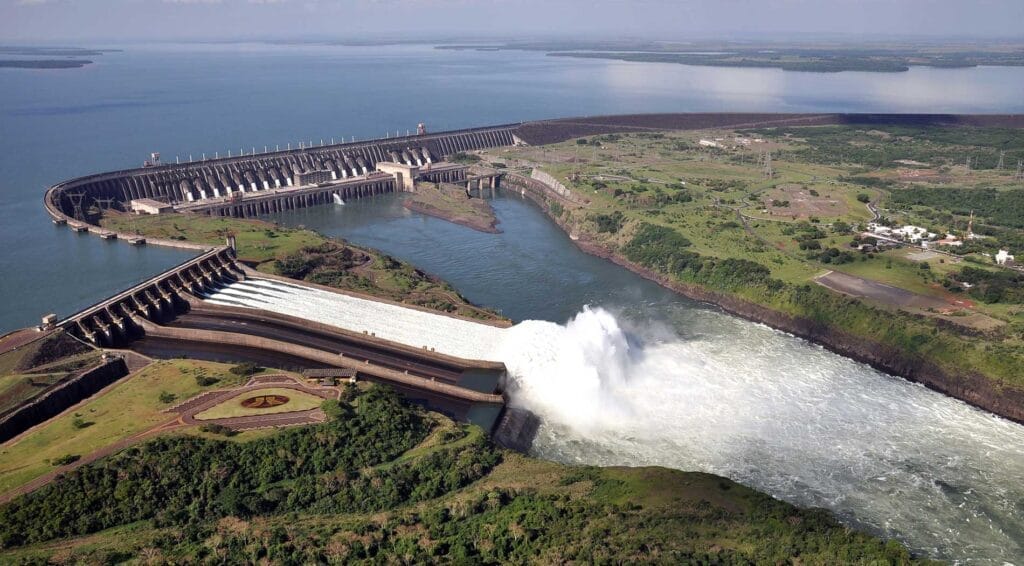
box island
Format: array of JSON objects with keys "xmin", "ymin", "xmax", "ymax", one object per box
[
  {"xmin": 437, "ymin": 39, "xmax": 1024, "ymax": 73},
  {"xmin": 404, "ymin": 180, "xmax": 501, "ymax": 233},
  {"xmin": 0, "ymin": 46, "xmax": 114, "ymax": 70},
  {"xmin": 0, "ymin": 60, "xmax": 94, "ymax": 69}
]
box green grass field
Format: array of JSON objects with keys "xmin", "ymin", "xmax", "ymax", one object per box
[
  {"xmin": 99, "ymin": 214, "xmax": 325, "ymax": 265},
  {"xmin": 0, "ymin": 360, "xmax": 246, "ymax": 496}
]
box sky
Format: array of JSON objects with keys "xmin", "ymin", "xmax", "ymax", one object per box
[{"xmin": 1, "ymin": 0, "xmax": 1022, "ymax": 43}]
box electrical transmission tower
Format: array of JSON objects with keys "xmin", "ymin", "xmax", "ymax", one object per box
[
  {"xmin": 762, "ymin": 151, "xmax": 774, "ymax": 178},
  {"xmin": 66, "ymin": 191, "xmax": 87, "ymax": 221},
  {"xmin": 1016, "ymin": 160, "xmax": 1024, "ymax": 181},
  {"xmin": 997, "ymin": 151, "xmax": 1005, "ymax": 170},
  {"xmin": 965, "ymin": 156, "xmax": 971, "ymax": 174},
  {"xmin": 94, "ymin": 197, "xmax": 116, "ymax": 212}
]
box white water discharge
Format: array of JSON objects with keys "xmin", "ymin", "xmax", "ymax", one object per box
[
  {"xmin": 497, "ymin": 307, "xmax": 1024, "ymax": 564},
  {"xmin": 205, "ymin": 280, "xmax": 1024, "ymax": 563},
  {"xmin": 204, "ymin": 279, "xmax": 505, "ymax": 362}
]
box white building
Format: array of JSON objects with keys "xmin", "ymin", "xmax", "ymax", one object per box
[
  {"xmin": 129, "ymin": 198, "xmax": 172, "ymax": 215},
  {"xmin": 895, "ymin": 225, "xmax": 937, "ymax": 243},
  {"xmin": 996, "ymin": 250, "xmax": 1015, "ymax": 266},
  {"xmin": 698, "ymin": 139, "xmax": 721, "ymax": 148}
]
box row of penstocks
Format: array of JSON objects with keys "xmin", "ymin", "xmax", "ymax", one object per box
[{"xmin": 204, "ymin": 279, "xmax": 507, "ymax": 363}]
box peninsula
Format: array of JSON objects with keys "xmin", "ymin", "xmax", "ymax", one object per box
[{"xmin": 436, "ymin": 39, "xmax": 1024, "ymax": 73}]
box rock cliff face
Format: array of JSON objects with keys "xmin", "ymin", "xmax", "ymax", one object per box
[{"xmin": 517, "ymin": 183, "xmax": 1024, "ymax": 425}]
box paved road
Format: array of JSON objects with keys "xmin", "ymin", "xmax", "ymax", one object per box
[{"xmin": 815, "ymin": 270, "xmax": 951, "ymax": 310}]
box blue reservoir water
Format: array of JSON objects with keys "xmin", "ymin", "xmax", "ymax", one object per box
[{"xmin": 2, "ymin": 42, "xmax": 1024, "ymax": 330}]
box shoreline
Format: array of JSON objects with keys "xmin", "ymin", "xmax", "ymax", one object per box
[
  {"xmin": 403, "ymin": 197, "xmax": 501, "ymax": 234},
  {"xmin": 514, "ymin": 185, "xmax": 1024, "ymax": 426}
]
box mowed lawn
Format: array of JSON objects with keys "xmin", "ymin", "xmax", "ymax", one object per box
[
  {"xmin": 193, "ymin": 387, "xmax": 324, "ymax": 420},
  {"xmin": 0, "ymin": 360, "xmax": 244, "ymax": 496},
  {"xmin": 100, "ymin": 213, "xmax": 326, "ymax": 265}
]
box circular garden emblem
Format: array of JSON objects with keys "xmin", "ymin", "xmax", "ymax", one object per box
[{"xmin": 241, "ymin": 394, "xmax": 290, "ymax": 409}]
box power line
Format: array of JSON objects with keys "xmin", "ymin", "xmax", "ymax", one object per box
[{"xmin": 66, "ymin": 191, "xmax": 87, "ymax": 221}]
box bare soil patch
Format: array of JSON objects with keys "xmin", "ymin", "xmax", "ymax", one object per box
[{"xmin": 761, "ymin": 184, "xmax": 846, "ymax": 219}]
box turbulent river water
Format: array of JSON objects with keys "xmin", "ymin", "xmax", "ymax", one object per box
[
  {"xmin": 3, "ymin": 42, "xmax": 1024, "ymax": 563},
  {"xmin": 266, "ymin": 194, "xmax": 1024, "ymax": 564}
]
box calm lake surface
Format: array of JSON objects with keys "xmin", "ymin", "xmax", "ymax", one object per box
[
  {"xmin": 3, "ymin": 42, "xmax": 1024, "ymax": 330},
  {"xmin": 1, "ymin": 42, "xmax": 1023, "ymax": 563}
]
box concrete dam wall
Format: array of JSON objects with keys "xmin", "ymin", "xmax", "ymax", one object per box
[
  {"xmin": 205, "ymin": 278, "xmax": 508, "ymax": 364},
  {"xmin": 59, "ymin": 246, "xmax": 244, "ymax": 347},
  {"xmin": 44, "ymin": 124, "xmax": 518, "ymax": 223},
  {"xmin": 43, "ymin": 113, "xmax": 1024, "ymax": 230}
]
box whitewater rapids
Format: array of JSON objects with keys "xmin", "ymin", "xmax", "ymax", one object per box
[
  {"xmin": 496, "ymin": 307, "xmax": 1024, "ymax": 564},
  {"xmin": 204, "ymin": 279, "xmax": 1024, "ymax": 563}
]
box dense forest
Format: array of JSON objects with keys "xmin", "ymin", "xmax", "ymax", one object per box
[
  {"xmin": 954, "ymin": 266, "xmax": 1024, "ymax": 304},
  {"xmin": 743, "ymin": 126, "xmax": 1024, "ymax": 170},
  {"xmin": 0, "ymin": 386, "xmax": 466, "ymax": 546},
  {"xmin": 0, "ymin": 383, "xmax": 929, "ymax": 564},
  {"xmin": 624, "ymin": 222, "xmax": 774, "ymax": 289},
  {"xmin": 888, "ymin": 187, "xmax": 1024, "ymax": 229}
]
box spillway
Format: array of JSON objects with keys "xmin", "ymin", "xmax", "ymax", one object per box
[
  {"xmin": 203, "ymin": 278, "xmax": 506, "ymax": 363},
  {"xmin": 267, "ymin": 194, "xmax": 1024, "ymax": 564}
]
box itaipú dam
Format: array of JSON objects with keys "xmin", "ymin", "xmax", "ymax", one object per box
[{"xmin": 18, "ymin": 112, "xmax": 1024, "ymax": 448}]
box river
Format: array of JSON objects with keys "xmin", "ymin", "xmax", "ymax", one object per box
[
  {"xmin": 2, "ymin": 42, "xmax": 1024, "ymax": 563},
  {"xmin": 263, "ymin": 194, "xmax": 1024, "ymax": 564}
]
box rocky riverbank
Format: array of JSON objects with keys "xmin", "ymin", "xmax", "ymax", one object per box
[
  {"xmin": 403, "ymin": 183, "xmax": 500, "ymax": 234},
  {"xmin": 514, "ymin": 181, "xmax": 1024, "ymax": 425}
]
